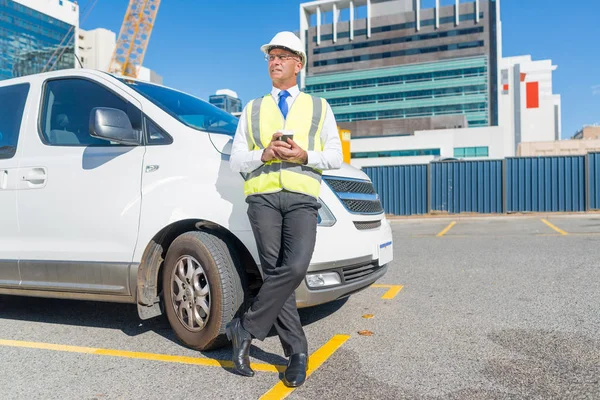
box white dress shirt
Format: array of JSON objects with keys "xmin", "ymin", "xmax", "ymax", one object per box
[{"xmin": 230, "ymin": 85, "xmax": 343, "ymax": 173}]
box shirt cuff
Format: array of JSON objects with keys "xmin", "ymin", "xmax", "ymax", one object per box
[
  {"xmin": 252, "ymin": 150, "xmax": 264, "ymax": 163},
  {"xmin": 306, "ymin": 151, "xmax": 319, "ymax": 168}
]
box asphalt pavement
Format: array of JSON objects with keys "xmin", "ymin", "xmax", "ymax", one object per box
[{"xmin": 0, "ymin": 215, "xmax": 598, "ymax": 399}]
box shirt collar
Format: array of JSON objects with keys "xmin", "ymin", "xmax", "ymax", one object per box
[{"xmin": 271, "ymin": 85, "xmax": 300, "ymax": 99}]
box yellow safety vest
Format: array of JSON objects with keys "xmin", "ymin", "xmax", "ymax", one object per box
[{"xmin": 244, "ymin": 92, "xmax": 326, "ymax": 199}]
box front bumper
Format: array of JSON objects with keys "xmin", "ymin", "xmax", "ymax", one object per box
[{"xmin": 295, "ymin": 256, "xmax": 389, "ymax": 308}]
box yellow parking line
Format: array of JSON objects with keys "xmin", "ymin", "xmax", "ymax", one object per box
[
  {"xmin": 541, "ymin": 219, "xmax": 568, "ymax": 235},
  {"xmin": 260, "ymin": 334, "xmax": 350, "ymax": 400},
  {"xmin": 437, "ymin": 221, "xmax": 456, "ymax": 237},
  {"xmin": 371, "ymin": 284, "xmax": 404, "ymax": 299},
  {"xmin": 0, "ymin": 339, "xmax": 283, "ymax": 373}
]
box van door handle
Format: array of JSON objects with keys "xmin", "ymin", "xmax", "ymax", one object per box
[
  {"xmin": 22, "ymin": 168, "xmax": 47, "ymax": 186},
  {"xmin": 0, "ymin": 170, "xmax": 8, "ymax": 189}
]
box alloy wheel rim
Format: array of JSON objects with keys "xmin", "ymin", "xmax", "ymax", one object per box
[{"xmin": 170, "ymin": 255, "xmax": 211, "ymax": 331}]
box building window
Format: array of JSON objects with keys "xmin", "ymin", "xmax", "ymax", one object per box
[
  {"xmin": 313, "ymin": 27, "xmax": 484, "ymax": 55},
  {"xmin": 312, "ymin": 12, "xmax": 484, "ymax": 42},
  {"xmin": 454, "ymin": 146, "xmax": 489, "ymax": 158},
  {"xmin": 326, "ymin": 84, "xmax": 487, "ymax": 107},
  {"xmin": 305, "ymin": 66, "xmax": 487, "ymax": 94},
  {"xmin": 313, "ymin": 40, "xmax": 486, "ymax": 67}
]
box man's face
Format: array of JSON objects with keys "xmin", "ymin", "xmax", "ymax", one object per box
[{"xmin": 267, "ymin": 48, "xmax": 302, "ymax": 83}]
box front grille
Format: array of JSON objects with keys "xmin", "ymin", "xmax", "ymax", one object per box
[
  {"xmin": 342, "ymin": 263, "xmax": 384, "ymax": 284},
  {"xmin": 324, "ymin": 177, "xmax": 384, "ymax": 215},
  {"xmin": 324, "ymin": 178, "xmax": 376, "ymax": 194},
  {"xmin": 354, "ymin": 220, "xmax": 382, "ymax": 230},
  {"xmin": 342, "ymin": 199, "xmax": 384, "ymax": 214}
]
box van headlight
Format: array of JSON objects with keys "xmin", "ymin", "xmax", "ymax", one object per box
[
  {"xmin": 317, "ymin": 199, "xmax": 336, "ymax": 227},
  {"xmin": 306, "ymin": 272, "xmax": 342, "ymax": 288}
]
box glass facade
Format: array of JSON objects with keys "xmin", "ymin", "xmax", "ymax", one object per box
[
  {"xmin": 306, "ymin": 56, "xmax": 490, "ymax": 127},
  {"xmin": 327, "ymin": 84, "xmax": 487, "ymax": 106},
  {"xmin": 305, "ymin": 66, "xmax": 486, "ymax": 93},
  {"xmin": 454, "ymin": 146, "xmax": 489, "ymax": 158},
  {"xmin": 313, "ymin": 40, "xmax": 484, "ymax": 67},
  {"xmin": 0, "ymin": 0, "xmax": 75, "ymax": 80},
  {"xmin": 209, "ymin": 94, "xmax": 243, "ymax": 115}
]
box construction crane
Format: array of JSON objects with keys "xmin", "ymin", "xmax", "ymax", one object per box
[{"xmin": 108, "ymin": 0, "xmax": 161, "ymax": 78}]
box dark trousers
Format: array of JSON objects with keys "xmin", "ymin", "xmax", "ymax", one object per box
[{"xmin": 242, "ymin": 190, "xmax": 320, "ymax": 356}]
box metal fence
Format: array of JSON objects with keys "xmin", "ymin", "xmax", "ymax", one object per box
[
  {"xmin": 360, "ymin": 153, "xmax": 600, "ymax": 216},
  {"xmin": 506, "ymin": 156, "xmax": 586, "ymax": 212},
  {"xmin": 363, "ymin": 164, "xmax": 428, "ymax": 216},
  {"xmin": 430, "ymin": 160, "xmax": 503, "ymax": 214},
  {"xmin": 590, "ymin": 153, "xmax": 600, "ymax": 210}
]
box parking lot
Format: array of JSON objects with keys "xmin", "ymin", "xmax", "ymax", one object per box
[{"xmin": 1, "ymin": 214, "xmax": 599, "ymax": 399}]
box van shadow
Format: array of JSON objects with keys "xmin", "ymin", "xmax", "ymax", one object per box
[
  {"xmin": 0, "ymin": 294, "xmax": 348, "ymax": 370},
  {"xmin": 81, "ymin": 146, "xmax": 136, "ymax": 170}
]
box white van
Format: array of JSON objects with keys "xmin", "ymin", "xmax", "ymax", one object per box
[{"xmin": 0, "ymin": 69, "xmax": 393, "ymax": 350}]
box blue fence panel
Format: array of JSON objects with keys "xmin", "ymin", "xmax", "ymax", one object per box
[
  {"xmin": 363, "ymin": 164, "xmax": 428, "ymax": 216},
  {"xmin": 430, "ymin": 160, "xmax": 503, "ymax": 214},
  {"xmin": 506, "ymin": 156, "xmax": 585, "ymax": 212},
  {"xmin": 590, "ymin": 153, "xmax": 600, "ymax": 210}
]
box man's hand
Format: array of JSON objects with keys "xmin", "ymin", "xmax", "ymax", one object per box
[
  {"xmin": 261, "ymin": 132, "xmax": 292, "ymax": 162},
  {"xmin": 275, "ymin": 138, "xmax": 308, "ymax": 165}
]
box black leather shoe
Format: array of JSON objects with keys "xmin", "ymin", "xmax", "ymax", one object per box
[
  {"xmin": 283, "ymin": 353, "xmax": 308, "ymax": 387},
  {"xmin": 225, "ymin": 318, "xmax": 255, "ymax": 377}
]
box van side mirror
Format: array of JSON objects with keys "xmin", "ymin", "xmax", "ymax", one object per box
[{"xmin": 89, "ymin": 107, "xmax": 140, "ymax": 146}]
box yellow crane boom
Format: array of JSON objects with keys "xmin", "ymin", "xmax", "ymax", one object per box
[{"xmin": 108, "ymin": 0, "xmax": 161, "ymax": 78}]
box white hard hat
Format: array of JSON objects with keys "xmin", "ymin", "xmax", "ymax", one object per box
[{"xmin": 260, "ymin": 31, "xmax": 306, "ymax": 66}]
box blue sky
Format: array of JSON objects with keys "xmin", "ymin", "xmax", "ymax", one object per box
[{"xmin": 82, "ymin": 0, "xmax": 599, "ymax": 139}]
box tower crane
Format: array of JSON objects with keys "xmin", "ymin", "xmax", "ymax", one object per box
[{"xmin": 108, "ymin": 0, "xmax": 161, "ymax": 78}]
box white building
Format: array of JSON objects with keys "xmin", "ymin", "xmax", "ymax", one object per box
[
  {"xmin": 78, "ymin": 28, "xmax": 115, "ymax": 72},
  {"xmin": 350, "ymin": 126, "xmax": 506, "ymax": 168},
  {"xmin": 77, "ymin": 27, "xmax": 162, "ymax": 84},
  {"xmin": 499, "ymin": 55, "xmax": 561, "ymax": 150},
  {"xmin": 347, "ymin": 53, "xmax": 562, "ymax": 168}
]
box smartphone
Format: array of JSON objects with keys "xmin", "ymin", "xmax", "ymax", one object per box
[{"xmin": 278, "ymin": 130, "xmax": 294, "ymax": 143}]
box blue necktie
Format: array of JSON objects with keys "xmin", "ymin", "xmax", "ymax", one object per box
[{"xmin": 278, "ymin": 90, "xmax": 290, "ymax": 119}]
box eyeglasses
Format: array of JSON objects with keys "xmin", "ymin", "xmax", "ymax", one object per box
[{"xmin": 264, "ymin": 54, "xmax": 299, "ymax": 62}]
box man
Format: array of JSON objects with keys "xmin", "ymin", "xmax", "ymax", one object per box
[{"xmin": 228, "ymin": 31, "xmax": 343, "ymax": 387}]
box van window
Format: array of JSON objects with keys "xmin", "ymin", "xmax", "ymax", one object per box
[
  {"xmin": 120, "ymin": 79, "xmax": 238, "ymax": 137},
  {"xmin": 146, "ymin": 117, "xmax": 173, "ymax": 145},
  {"xmin": 0, "ymin": 83, "xmax": 29, "ymax": 160},
  {"xmin": 40, "ymin": 78, "xmax": 143, "ymax": 146}
]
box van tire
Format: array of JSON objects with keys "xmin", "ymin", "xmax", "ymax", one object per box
[{"xmin": 162, "ymin": 231, "xmax": 248, "ymax": 351}]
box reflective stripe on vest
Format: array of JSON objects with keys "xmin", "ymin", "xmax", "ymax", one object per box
[{"xmin": 244, "ymin": 92, "xmax": 326, "ymax": 198}]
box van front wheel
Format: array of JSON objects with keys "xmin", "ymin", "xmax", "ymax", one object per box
[{"xmin": 162, "ymin": 231, "xmax": 246, "ymax": 351}]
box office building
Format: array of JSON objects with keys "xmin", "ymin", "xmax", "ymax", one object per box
[
  {"xmin": 209, "ymin": 89, "xmax": 243, "ymax": 115},
  {"xmin": 300, "ymin": 0, "xmax": 502, "ymax": 134},
  {"xmin": 298, "ymin": 0, "xmax": 564, "ymax": 167},
  {"xmin": 0, "ymin": 0, "xmax": 79, "ymax": 80}
]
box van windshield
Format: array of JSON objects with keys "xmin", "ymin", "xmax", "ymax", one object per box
[{"xmin": 119, "ymin": 79, "xmax": 238, "ymax": 137}]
